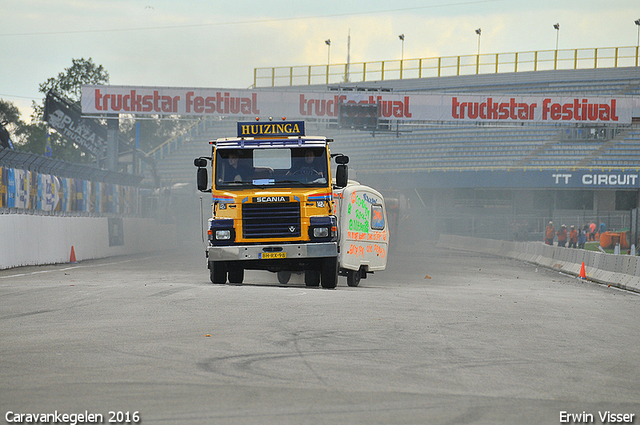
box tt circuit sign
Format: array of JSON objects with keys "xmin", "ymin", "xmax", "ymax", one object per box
[
  {"xmin": 81, "ymin": 85, "xmax": 635, "ymax": 125},
  {"xmin": 389, "ymin": 169, "xmax": 640, "ymax": 190},
  {"xmin": 551, "ymin": 172, "xmax": 640, "ymax": 188}
]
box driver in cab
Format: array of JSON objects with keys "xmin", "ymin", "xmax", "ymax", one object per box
[
  {"xmin": 288, "ymin": 150, "xmax": 325, "ymax": 183},
  {"xmin": 220, "ymin": 151, "xmax": 253, "ymax": 183}
]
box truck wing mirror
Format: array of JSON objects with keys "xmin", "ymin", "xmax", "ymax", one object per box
[
  {"xmin": 194, "ymin": 158, "xmax": 208, "ymax": 168},
  {"xmin": 335, "ymin": 164, "xmax": 348, "ymax": 188},
  {"xmin": 197, "ymin": 167, "xmax": 210, "ymax": 192},
  {"xmin": 334, "ymin": 154, "xmax": 349, "ymax": 165}
]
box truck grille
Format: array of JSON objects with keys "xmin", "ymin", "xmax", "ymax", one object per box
[{"xmin": 242, "ymin": 202, "xmax": 301, "ymax": 239}]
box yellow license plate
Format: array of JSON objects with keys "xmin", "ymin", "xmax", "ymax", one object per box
[{"xmin": 260, "ymin": 252, "xmax": 287, "ymax": 259}]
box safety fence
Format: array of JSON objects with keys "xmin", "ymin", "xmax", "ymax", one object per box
[
  {"xmin": 254, "ymin": 45, "xmax": 640, "ymax": 87},
  {"xmin": 436, "ymin": 234, "xmax": 640, "ymax": 294}
]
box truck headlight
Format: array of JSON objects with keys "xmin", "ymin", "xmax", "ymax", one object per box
[
  {"xmin": 216, "ymin": 230, "xmax": 231, "ymax": 240},
  {"xmin": 208, "ymin": 218, "xmax": 235, "ymax": 244},
  {"xmin": 313, "ymin": 227, "xmax": 329, "ymax": 238},
  {"xmin": 309, "ymin": 216, "xmax": 337, "ymax": 241}
]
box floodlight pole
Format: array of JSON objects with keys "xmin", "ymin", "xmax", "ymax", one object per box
[
  {"xmin": 398, "ymin": 34, "xmax": 405, "ymax": 79},
  {"xmin": 345, "ymin": 30, "xmax": 351, "ymax": 83},
  {"xmin": 475, "ymin": 28, "xmax": 481, "ymax": 74},
  {"xmin": 325, "ymin": 39, "xmax": 331, "ymax": 84},
  {"xmin": 325, "ymin": 39, "xmax": 331, "ymax": 65},
  {"xmin": 553, "ymin": 23, "xmax": 560, "ymax": 70},
  {"xmin": 635, "ymin": 19, "xmax": 640, "ymax": 66}
]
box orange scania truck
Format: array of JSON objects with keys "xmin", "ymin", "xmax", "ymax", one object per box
[{"xmin": 194, "ymin": 120, "xmax": 351, "ymax": 289}]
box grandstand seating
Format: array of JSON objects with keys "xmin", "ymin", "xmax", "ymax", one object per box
[{"xmin": 148, "ymin": 66, "xmax": 640, "ymax": 186}]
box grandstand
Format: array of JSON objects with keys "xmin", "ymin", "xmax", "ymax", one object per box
[{"xmin": 143, "ymin": 63, "xmax": 639, "ymax": 241}]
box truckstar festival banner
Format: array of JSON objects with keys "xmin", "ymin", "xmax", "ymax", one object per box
[{"xmin": 81, "ymin": 85, "xmax": 635, "ymax": 124}]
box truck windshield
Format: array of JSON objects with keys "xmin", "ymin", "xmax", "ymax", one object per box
[{"xmin": 215, "ymin": 147, "xmax": 329, "ymax": 188}]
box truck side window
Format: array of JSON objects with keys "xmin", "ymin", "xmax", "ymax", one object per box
[{"xmin": 371, "ymin": 204, "xmax": 385, "ymax": 230}]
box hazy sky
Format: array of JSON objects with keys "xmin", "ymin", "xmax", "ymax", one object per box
[{"xmin": 2, "ymin": 0, "xmax": 639, "ymax": 120}]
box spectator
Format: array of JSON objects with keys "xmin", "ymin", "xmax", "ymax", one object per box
[
  {"xmin": 557, "ymin": 224, "xmax": 568, "ymax": 247},
  {"xmin": 545, "ymin": 221, "xmax": 555, "ymax": 245},
  {"xmin": 568, "ymin": 225, "xmax": 578, "ymax": 248},
  {"xmin": 599, "ymin": 222, "xmax": 606, "ymax": 235},
  {"xmin": 577, "ymin": 226, "xmax": 587, "ymax": 249},
  {"xmin": 589, "ymin": 222, "xmax": 597, "ymax": 241}
]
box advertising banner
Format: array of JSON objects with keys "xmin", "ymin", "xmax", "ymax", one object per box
[
  {"xmin": 37, "ymin": 174, "xmax": 60, "ymax": 212},
  {"xmin": 45, "ymin": 91, "xmax": 106, "ymax": 157},
  {"xmin": 81, "ymin": 85, "xmax": 635, "ymax": 124},
  {"xmin": 0, "ymin": 167, "xmax": 6, "ymax": 207},
  {"xmin": 6, "ymin": 168, "xmax": 15, "ymax": 208},
  {"xmin": 12, "ymin": 169, "xmax": 30, "ymax": 209}
]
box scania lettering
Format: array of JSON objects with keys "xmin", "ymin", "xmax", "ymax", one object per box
[{"xmin": 194, "ymin": 120, "xmax": 351, "ymax": 289}]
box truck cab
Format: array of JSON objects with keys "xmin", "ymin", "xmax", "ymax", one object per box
[{"xmin": 194, "ymin": 120, "xmax": 348, "ymax": 289}]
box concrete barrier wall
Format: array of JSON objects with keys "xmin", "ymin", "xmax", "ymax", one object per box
[
  {"xmin": 0, "ymin": 214, "xmax": 177, "ymax": 270},
  {"xmin": 436, "ymin": 234, "xmax": 640, "ymax": 294}
]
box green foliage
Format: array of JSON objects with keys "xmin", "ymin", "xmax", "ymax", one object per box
[
  {"xmin": 119, "ymin": 117, "xmax": 193, "ymax": 154},
  {"xmin": 1, "ymin": 98, "xmax": 27, "ymax": 148},
  {"xmin": 8, "ymin": 57, "xmax": 190, "ymax": 164},
  {"xmin": 32, "ymin": 57, "xmax": 109, "ymax": 122},
  {"xmin": 0, "ymin": 99, "xmax": 23, "ymax": 125}
]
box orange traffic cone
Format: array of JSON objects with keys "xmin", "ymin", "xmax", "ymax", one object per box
[
  {"xmin": 70, "ymin": 246, "xmax": 77, "ymax": 264},
  {"xmin": 579, "ymin": 262, "xmax": 586, "ymax": 280}
]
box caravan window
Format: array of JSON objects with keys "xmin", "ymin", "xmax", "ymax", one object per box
[{"xmin": 371, "ymin": 204, "xmax": 385, "ymax": 230}]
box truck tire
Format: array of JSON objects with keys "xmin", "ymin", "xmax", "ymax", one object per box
[
  {"xmin": 228, "ymin": 266, "xmax": 244, "ymax": 284},
  {"xmin": 305, "ymin": 270, "xmax": 320, "ymax": 287},
  {"xmin": 210, "ymin": 261, "xmax": 227, "ymax": 284},
  {"xmin": 277, "ymin": 271, "xmax": 291, "ymax": 284},
  {"xmin": 346, "ymin": 268, "xmax": 361, "ymax": 287},
  {"xmin": 321, "ymin": 257, "xmax": 338, "ymax": 289}
]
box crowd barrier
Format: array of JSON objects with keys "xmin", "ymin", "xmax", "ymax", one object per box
[
  {"xmin": 0, "ymin": 214, "xmax": 177, "ymax": 270},
  {"xmin": 436, "ymin": 234, "xmax": 640, "ymax": 294}
]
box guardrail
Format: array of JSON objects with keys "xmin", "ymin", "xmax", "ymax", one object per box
[
  {"xmin": 254, "ymin": 46, "xmax": 640, "ymax": 87},
  {"xmin": 436, "ymin": 234, "xmax": 640, "ymax": 294}
]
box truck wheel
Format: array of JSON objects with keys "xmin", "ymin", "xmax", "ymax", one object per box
[
  {"xmin": 346, "ymin": 269, "xmax": 361, "ymax": 287},
  {"xmin": 321, "ymin": 257, "xmax": 338, "ymax": 289},
  {"xmin": 210, "ymin": 262, "xmax": 227, "ymax": 284},
  {"xmin": 305, "ymin": 270, "xmax": 320, "ymax": 287},
  {"xmin": 277, "ymin": 271, "xmax": 291, "ymax": 284},
  {"xmin": 228, "ymin": 266, "xmax": 244, "ymax": 284}
]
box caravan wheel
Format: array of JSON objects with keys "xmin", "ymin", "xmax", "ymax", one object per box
[
  {"xmin": 346, "ymin": 269, "xmax": 361, "ymax": 287},
  {"xmin": 277, "ymin": 271, "xmax": 291, "ymax": 284}
]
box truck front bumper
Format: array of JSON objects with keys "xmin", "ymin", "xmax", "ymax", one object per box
[{"xmin": 207, "ymin": 242, "xmax": 337, "ymax": 262}]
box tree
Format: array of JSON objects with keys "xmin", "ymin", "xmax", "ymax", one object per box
[
  {"xmin": 32, "ymin": 57, "xmax": 109, "ymax": 121},
  {"xmin": 14, "ymin": 57, "xmax": 191, "ymax": 165},
  {"xmin": 16, "ymin": 58, "xmax": 110, "ymax": 162},
  {"xmin": 119, "ymin": 116, "xmax": 193, "ymax": 154},
  {"xmin": 0, "ymin": 99, "xmax": 27, "ymax": 149},
  {"xmin": 0, "ymin": 99, "xmax": 23, "ymax": 125}
]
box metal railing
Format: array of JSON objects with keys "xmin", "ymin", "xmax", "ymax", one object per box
[{"xmin": 254, "ymin": 46, "xmax": 640, "ymax": 88}]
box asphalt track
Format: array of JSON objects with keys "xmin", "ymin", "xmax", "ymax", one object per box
[{"xmin": 1, "ymin": 243, "xmax": 639, "ymax": 425}]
